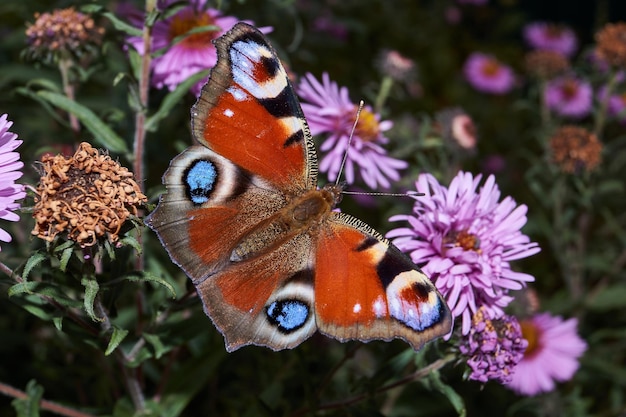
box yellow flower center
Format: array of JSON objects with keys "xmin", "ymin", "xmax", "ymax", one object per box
[
  {"xmin": 561, "ymin": 79, "xmax": 579, "ymax": 100},
  {"xmin": 481, "ymin": 59, "xmax": 502, "ymax": 77},
  {"xmin": 353, "ymin": 107, "xmax": 380, "ymax": 142},
  {"xmin": 520, "ymin": 320, "xmax": 541, "ymax": 357},
  {"xmin": 169, "ymin": 10, "xmax": 218, "ymax": 49}
]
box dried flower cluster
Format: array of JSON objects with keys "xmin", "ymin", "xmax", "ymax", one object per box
[
  {"xmin": 525, "ymin": 50, "xmax": 570, "ymax": 79},
  {"xmin": 25, "ymin": 7, "xmax": 104, "ymax": 63},
  {"xmin": 32, "ymin": 142, "xmax": 147, "ymax": 247},
  {"xmin": 595, "ymin": 22, "xmax": 626, "ymax": 68},
  {"xmin": 550, "ymin": 126, "xmax": 602, "ymax": 173}
]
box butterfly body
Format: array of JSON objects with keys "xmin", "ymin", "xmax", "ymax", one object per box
[{"xmin": 147, "ymin": 23, "xmax": 452, "ymax": 352}]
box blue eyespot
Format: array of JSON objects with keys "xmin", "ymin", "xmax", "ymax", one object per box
[
  {"xmin": 185, "ymin": 160, "xmax": 217, "ymax": 205},
  {"xmin": 266, "ymin": 299, "xmax": 309, "ymax": 333}
]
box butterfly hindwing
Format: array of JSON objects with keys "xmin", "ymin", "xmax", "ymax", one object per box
[{"xmin": 315, "ymin": 213, "xmax": 452, "ymax": 350}]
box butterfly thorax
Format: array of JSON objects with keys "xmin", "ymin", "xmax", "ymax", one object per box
[{"xmin": 229, "ymin": 184, "xmax": 344, "ymax": 263}]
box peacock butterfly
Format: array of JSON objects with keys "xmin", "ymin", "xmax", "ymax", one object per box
[{"xmin": 146, "ymin": 22, "xmax": 452, "ymax": 352}]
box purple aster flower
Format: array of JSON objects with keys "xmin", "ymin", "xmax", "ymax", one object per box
[
  {"xmin": 544, "ymin": 76, "xmax": 593, "ymax": 119},
  {"xmin": 524, "ymin": 22, "xmax": 578, "ymax": 57},
  {"xmin": 0, "ymin": 114, "xmax": 26, "ymax": 248},
  {"xmin": 463, "ymin": 52, "xmax": 515, "ymax": 95},
  {"xmin": 460, "ymin": 307, "xmax": 528, "ymax": 384},
  {"xmin": 125, "ymin": 0, "xmax": 271, "ymax": 95},
  {"xmin": 598, "ymin": 81, "xmax": 626, "ymax": 122},
  {"xmin": 298, "ymin": 72, "xmax": 408, "ymax": 189},
  {"xmin": 387, "ymin": 171, "xmax": 540, "ymax": 334},
  {"xmin": 506, "ymin": 313, "xmax": 586, "ymax": 396}
]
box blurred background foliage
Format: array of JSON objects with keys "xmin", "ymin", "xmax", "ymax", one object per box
[{"xmin": 1, "ymin": 0, "xmax": 625, "ymax": 416}]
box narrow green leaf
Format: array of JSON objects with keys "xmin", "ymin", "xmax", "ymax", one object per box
[
  {"xmin": 52, "ymin": 317, "xmax": 63, "ymax": 331},
  {"xmin": 145, "ymin": 70, "xmax": 208, "ymax": 132},
  {"xmin": 16, "ymin": 87, "xmax": 70, "ymax": 127},
  {"xmin": 101, "ymin": 11, "xmax": 143, "ymax": 37},
  {"xmin": 144, "ymin": 333, "xmax": 167, "ymax": 359},
  {"xmin": 586, "ymin": 283, "xmax": 626, "ymax": 311},
  {"xmin": 9, "ymin": 282, "xmax": 82, "ymax": 308},
  {"xmin": 429, "ymin": 371, "xmax": 466, "ymax": 417},
  {"xmin": 59, "ymin": 246, "xmax": 74, "ymax": 272},
  {"xmin": 81, "ymin": 277, "xmax": 103, "ymax": 322},
  {"xmin": 106, "ymin": 327, "xmax": 130, "ymax": 356},
  {"xmin": 124, "ymin": 272, "xmax": 176, "ymax": 298},
  {"xmin": 12, "ymin": 380, "xmax": 44, "ymax": 417},
  {"xmin": 22, "ymin": 252, "xmax": 46, "ymax": 281},
  {"xmin": 36, "ymin": 91, "xmax": 129, "ymax": 154},
  {"xmin": 8, "ymin": 281, "xmax": 39, "ymax": 296},
  {"xmin": 118, "ymin": 235, "xmax": 142, "ymax": 252}
]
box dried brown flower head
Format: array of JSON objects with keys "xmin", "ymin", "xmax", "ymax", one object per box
[
  {"xmin": 32, "ymin": 142, "xmax": 147, "ymax": 247},
  {"xmin": 595, "ymin": 22, "xmax": 626, "ymax": 68},
  {"xmin": 25, "ymin": 7, "xmax": 104, "ymax": 63},
  {"xmin": 550, "ymin": 126, "xmax": 602, "ymax": 174},
  {"xmin": 525, "ymin": 50, "xmax": 570, "ymax": 79}
]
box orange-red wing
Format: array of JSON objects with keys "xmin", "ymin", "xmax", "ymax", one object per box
[
  {"xmin": 314, "ymin": 213, "xmax": 452, "ymax": 351},
  {"xmin": 192, "ymin": 23, "xmax": 316, "ymax": 192}
]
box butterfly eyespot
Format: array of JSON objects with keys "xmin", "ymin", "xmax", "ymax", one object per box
[
  {"xmin": 184, "ymin": 159, "xmax": 218, "ymax": 205},
  {"xmin": 266, "ymin": 299, "xmax": 310, "ymax": 333}
]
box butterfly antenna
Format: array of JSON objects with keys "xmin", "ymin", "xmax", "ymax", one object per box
[{"xmin": 335, "ymin": 100, "xmax": 364, "ymax": 186}]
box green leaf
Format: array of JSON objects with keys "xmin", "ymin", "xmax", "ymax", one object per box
[
  {"xmin": 124, "ymin": 272, "xmax": 176, "ymax": 298},
  {"xmin": 59, "ymin": 245, "xmax": 74, "ymax": 272},
  {"xmin": 9, "ymin": 282, "xmax": 82, "ymax": 309},
  {"xmin": 586, "ymin": 283, "xmax": 626, "ymax": 311},
  {"xmin": 81, "ymin": 277, "xmax": 103, "ymax": 322},
  {"xmin": 102, "ymin": 11, "xmax": 143, "ymax": 37},
  {"xmin": 22, "ymin": 252, "xmax": 46, "ymax": 281},
  {"xmin": 145, "ymin": 70, "xmax": 208, "ymax": 132},
  {"xmin": 12, "ymin": 380, "xmax": 44, "ymax": 417},
  {"xmin": 36, "ymin": 90, "xmax": 129, "ymax": 154},
  {"xmin": 106, "ymin": 327, "xmax": 130, "ymax": 356},
  {"xmin": 428, "ymin": 371, "xmax": 466, "ymax": 417},
  {"xmin": 144, "ymin": 333, "xmax": 168, "ymax": 359},
  {"xmin": 118, "ymin": 235, "xmax": 142, "ymax": 253}
]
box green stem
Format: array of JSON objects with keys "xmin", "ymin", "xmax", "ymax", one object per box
[{"xmin": 594, "ymin": 70, "xmax": 619, "ymax": 137}]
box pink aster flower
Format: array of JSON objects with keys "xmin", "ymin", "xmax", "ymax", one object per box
[
  {"xmin": 463, "ymin": 52, "xmax": 515, "ymax": 95},
  {"xmin": 125, "ymin": 0, "xmax": 271, "ymax": 95},
  {"xmin": 524, "ymin": 22, "xmax": 578, "ymax": 57},
  {"xmin": 0, "ymin": 114, "xmax": 26, "ymax": 248},
  {"xmin": 298, "ymin": 72, "xmax": 408, "ymax": 189},
  {"xmin": 460, "ymin": 307, "xmax": 528, "ymax": 384},
  {"xmin": 544, "ymin": 76, "xmax": 593, "ymax": 118},
  {"xmin": 387, "ymin": 171, "xmax": 540, "ymax": 334},
  {"xmin": 598, "ymin": 80, "xmax": 626, "ymax": 123},
  {"xmin": 507, "ymin": 313, "xmax": 586, "ymax": 396}
]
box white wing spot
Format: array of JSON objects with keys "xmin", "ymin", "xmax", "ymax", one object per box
[
  {"xmin": 353, "ymin": 303, "xmax": 362, "ymax": 314},
  {"xmin": 224, "ymin": 109, "xmax": 234, "ymax": 118},
  {"xmin": 372, "ymin": 296, "xmax": 387, "ymax": 317}
]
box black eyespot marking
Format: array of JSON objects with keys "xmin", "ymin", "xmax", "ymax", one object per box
[
  {"xmin": 260, "ymin": 54, "xmax": 280, "ymax": 78},
  {"xmin": 184, "ymin": 159, "xmax": 217, "ymax": 205},
  {"xmin": 266, "ymin": 299, "xmax": 310, "ymax": 333}
]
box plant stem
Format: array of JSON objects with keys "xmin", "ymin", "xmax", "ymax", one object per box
[
  {"xmin": 0, "ymin": 381, "xmax": 97, "ymax": 417},
  {"xmin": 58, "ymin": 56, "xmax": 80, "ymax": 135}
]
